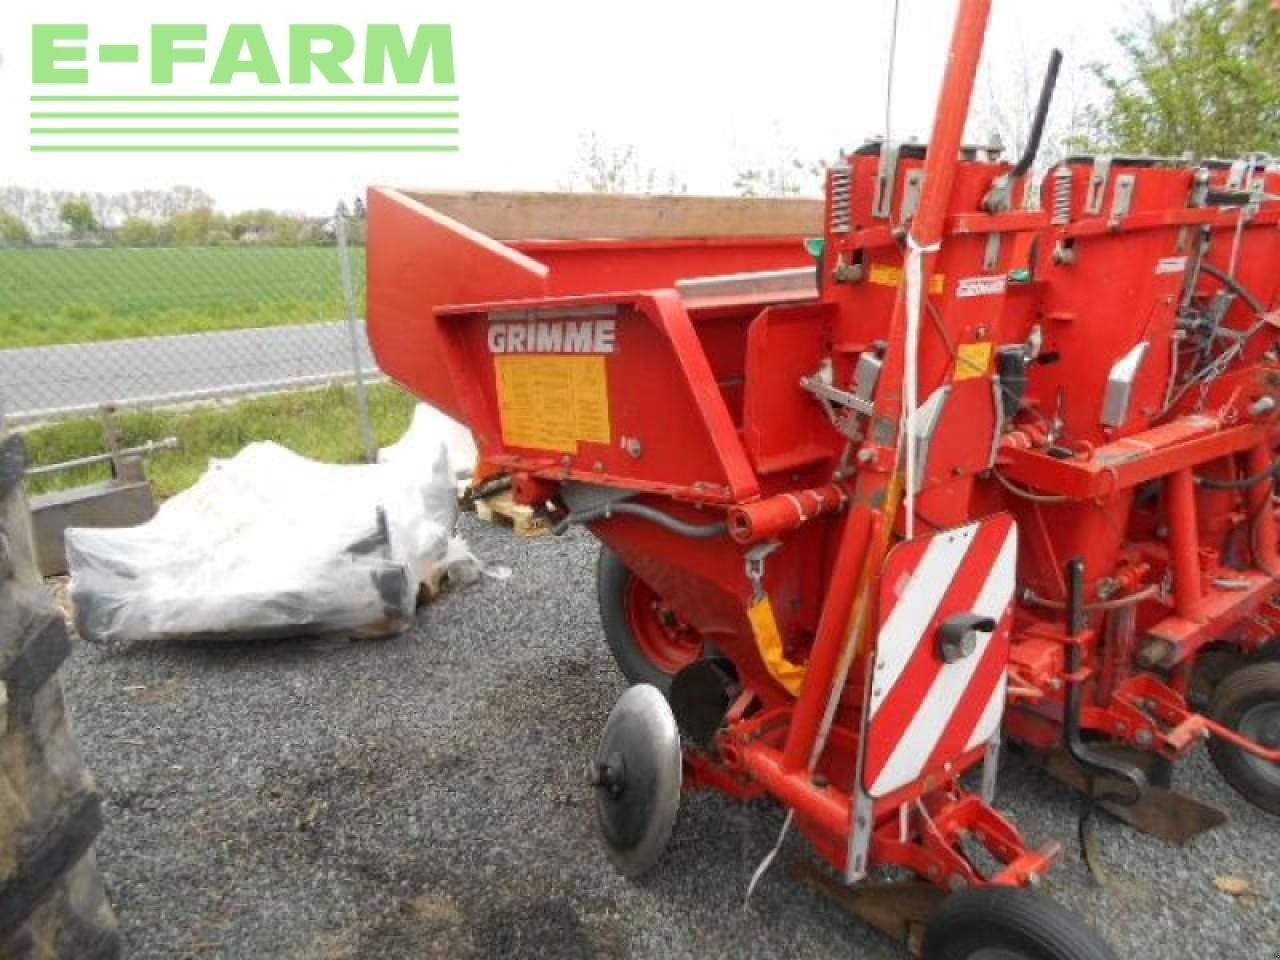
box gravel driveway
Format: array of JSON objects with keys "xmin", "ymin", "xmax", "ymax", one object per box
[{"xmin": 60, "ymin": 516, "xmax": 1279, "ymax": 959}]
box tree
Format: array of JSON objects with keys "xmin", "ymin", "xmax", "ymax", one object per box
[
  {"xmin": 1089, "ymin": 0, "xmax": 1280, "ymax": 157},
  {"xmin": 169, "ymin": 207, "xmax": 225, "ymax": 246},
  {"xmin": 0, "ymin": 186, "xmax": 216, "ymax": 234},
  {"xmin": 734, "ymin": 155, "xmax": 825, "ymax": 198},
  {"xmin": 560, "ymin": 132, "xmax": 685, "ymax": 194},
  {"xmin": 268, "ymin": 216, "xmax": 301, "ymax": 246},
  {"xmin": 118, "ymin": 217, "xmax": 160, "ymax": 247},
  {"xmin": 970, "ymin": 42, "xmax": 1098, "ymax": 169},
  {"xmin": 59, "ymin": 199, "xmax": 98, "ymax": 236},
  {"xmin": 0, "ymin": 213, "xmax": 30, "ymax": 247}
]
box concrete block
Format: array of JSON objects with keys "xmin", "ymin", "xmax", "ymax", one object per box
[{"xmin": 30, "ymin": 481, "xmax": 155, "ymax": 577}]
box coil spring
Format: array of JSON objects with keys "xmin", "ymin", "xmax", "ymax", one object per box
[
  {"xmin": 1051, "ymin": 165, "xmax": 1073, "ymax": 225},
  {"xmin": 829, "ymin": 162, "xmax": 853, "ymax": 233}
]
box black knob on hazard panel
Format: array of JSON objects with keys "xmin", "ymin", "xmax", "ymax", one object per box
[{"xmin": 937, "ymin": 613, "xmax": 996, "ymax": 664}]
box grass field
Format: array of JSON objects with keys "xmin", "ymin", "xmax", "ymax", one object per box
[
  {"xmin": 21, "ymin": 383, "xmax": 416, "ymax": 500},
  {"xmin": 0, "ymin": 246, "xmax": 367, "ymax": 349}
]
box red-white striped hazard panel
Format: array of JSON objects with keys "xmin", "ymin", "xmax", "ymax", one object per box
[{"xmin": 861, "ymin": 515, "xmax": 1017, "ymax": 799}]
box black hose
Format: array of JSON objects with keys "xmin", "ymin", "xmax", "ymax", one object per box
[
  {"xmin": 1191, "ymin": 455, "xmax": 1280, "ymax": 576},
  {"xmin": 1201, "ymin": 261, "xmax": 1268, "ymax": 317},
  {"xmin": 1010, "ymin": 49, "xmax": 1063, "ymax": 180},
  {"xmin": 464, "ymin": 474, "xmax": 513, "ymax": 507},
  {"xmin": 981, "ymin": 49, "xmax": 1063, "ymax": 213},
  {"xmin": 552, "ymin": 502, "xmax": 728, "ymax": 539},
  {"xmin": 1250, "ymin": 500, "xmax": 1280, "ymax": 580},
  {"xmin": 1195, "ymin": 457, "xmax": 1280, "ymax": 490}
]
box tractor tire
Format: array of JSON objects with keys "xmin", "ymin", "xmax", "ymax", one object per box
[
  {"xmin": 922, "ymin": 887, "xmax": 1116, "ymax": 960},
  {"xmin": 1256, "ymin": 637, "xmax": 1280, "ymax": 663},
  {"xmin": 1207, "ymin": 661, "xmax": 1280, "ymax": 816},
  {"xmin": 597, "ymin": 545, "xmax": 703, "ymax": 696},
  {"xmin": 1, "ymin": 434, "xmax": 121, "ymax": 960}
]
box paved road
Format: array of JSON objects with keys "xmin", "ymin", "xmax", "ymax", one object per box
[{"xmin": 0, "ymin": 320, "xmax": 377, "ymax": 424}]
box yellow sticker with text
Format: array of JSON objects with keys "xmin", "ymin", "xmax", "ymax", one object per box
[
  {"xmin": 494, "ymin": 355, "xmax": 612, "ymax": 453},
  {"xmin": 954, "ymin": 341, "xmax": 994, "ymax": 381},
  {"xmin": 868, "ymin": 263, "xmax": 946, "ymax": 295}
]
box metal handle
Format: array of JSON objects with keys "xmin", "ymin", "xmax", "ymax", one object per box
[{"xmin": 937, "ymin": 612, "xmax": 996, "ymax": 663}]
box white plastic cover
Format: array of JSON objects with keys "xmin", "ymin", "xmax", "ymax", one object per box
[
  {"xmin": 378, "ymin": 403, "xmax": 477, "ymax": 492},
  {"xmin": 68, "ymin": 415, "xmax": 471, "ymax": 644}
]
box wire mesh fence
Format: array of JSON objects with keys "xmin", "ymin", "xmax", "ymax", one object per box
[{"xmin": 0, "ymin": 206, "xmax": 376, "ymax": 432}]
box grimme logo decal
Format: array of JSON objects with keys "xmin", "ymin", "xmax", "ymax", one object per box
[
  {"xmin": 28, "ymin": 23, "xmax": 457, "ymax": 153},
  {"xmin": 487, "ymin": 317, "xmax": 618, "ymax": 354},
  {"xmin": 955, "ymin": 275, "xmax": 1008, "ymax": 299}
]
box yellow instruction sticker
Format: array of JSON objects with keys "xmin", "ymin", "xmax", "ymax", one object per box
[
  {"xmin": 494, "ymin": 355, "xmax": 612, "ymax": 453},
  {"xmin": 954, "ymin": 341, "xmax": 993, "ymax": 381},
  {"xmin": 868, "ymin": 263, "xmax": 946, "ymax": 295}
]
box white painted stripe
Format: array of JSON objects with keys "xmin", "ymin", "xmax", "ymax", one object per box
[
  {"xmin": 870, "ymin": 526, "xmax": 1017, "ymax": 797},
  {"xmin": 965, "ymin": 674, "xmax": 1008, "ymax": 753},
  {"xmin": 869, "ymin": 521, "xmax": 981, "ymax": 718}
]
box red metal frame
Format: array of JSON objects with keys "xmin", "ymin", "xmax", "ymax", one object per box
[{"xmin": 367, "ymin": 0, "xmax": 1280, "ymax": 909}]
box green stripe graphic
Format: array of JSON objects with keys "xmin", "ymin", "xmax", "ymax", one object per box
[
  {"xmin": 30, "ymin": 144, "xmax": 461, "ymax": 152},
  {"xmin": 32, "ymin": 128, "xmax": 460, "ymax": 135},
  {"xmin": 32, "ymin": 111, "xmax": 459, "ymax": 119},
  {"xmin": 30, "ymin": 95, "xmax": 459, "ymax": 102},
  {"xmin": 29, "ymin": 89, "xmax": 465, "ymax": 151}
]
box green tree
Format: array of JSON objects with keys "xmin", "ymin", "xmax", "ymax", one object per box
[
  {"xmin": 734, "ymin": 155, "xmax": 825, "ymax": 198},
  {"xmin": 268, "ymin": 216, "xmax": 301, "ymax": 246},
  {"xmin": 227, "ymin": 209, "xmax": 275, "ymax": 241},
  {"xmin": 559, "ymin": 132, "xmax": 686, "ymax": 194},
  {"xmin": 58, "ymin": 199, "xmax": 98, "ymax": 236},
  {"xmin": 0, "ymin": 213, "xmax": 30, "ymax": 247},
  {"xmin": 118, "ymin": 217, "xmax": 160, "ymax": 247},
  {"xmin": 1090, "ymin": 0, "xmax": 1280, "ymax": 157},
  {"xmin": 169, "ymin": 207, "xmax": 225, "ymax": 246}
]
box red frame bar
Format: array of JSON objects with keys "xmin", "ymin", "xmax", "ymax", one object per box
[
  {"xmin": 1166, "ymin": 468, "xmax": 1201, "ymax": 618},
  {"xmin": 999, "ymin": 419, "xmax": 1267, "ymax": 498},
  {"xmin": 780, "ymin": 0, "xmax": 996, "ymax": 780}
]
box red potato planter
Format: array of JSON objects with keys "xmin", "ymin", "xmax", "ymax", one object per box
[{"xmin": 366, "ymin": 2, "xmax": 1279, "ymax": 955}]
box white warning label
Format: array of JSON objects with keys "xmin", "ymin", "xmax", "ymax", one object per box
[{"xmin": 956, "ymin": 275, "xmax": 1008, "ymax": 299}]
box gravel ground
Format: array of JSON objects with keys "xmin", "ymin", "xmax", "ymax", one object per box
[{"xmin": 60, "ymin": 516, "xmax": 1278, "ymax": 960}]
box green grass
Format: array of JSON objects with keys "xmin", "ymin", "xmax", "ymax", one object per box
[
  {"xmin": 21, "ymin": 383, "xmax": 417, "ymax": 500},
  {"xmin": 0, "ymin": 246, "xmax": 367, "ymax": 348}
]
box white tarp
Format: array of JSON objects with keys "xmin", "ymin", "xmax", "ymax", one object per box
[
  {"xmin": 378, "ymin": 402, "xmax": 477, "ymax": 491},
  {"xmin": 68, "ymin": 410, "xmax": 475, "ymax": 644}
]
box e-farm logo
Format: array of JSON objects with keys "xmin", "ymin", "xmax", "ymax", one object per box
[{"xmin": 28, "ymin": 23, "xmax": 458, "ymax": 153}]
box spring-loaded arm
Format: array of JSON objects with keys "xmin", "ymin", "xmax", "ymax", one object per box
[
  {"xmin": 1060, "ymin": 558, "xmax": 1149, "ymax": 877},
  {"xmin": 1062, "ymin": 559, "xmax": 1146, "ymax": 792}
]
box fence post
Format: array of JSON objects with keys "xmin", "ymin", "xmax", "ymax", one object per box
[{"xmin": 336, "ymin": 205, "xmax": 376, "ymax": 462}]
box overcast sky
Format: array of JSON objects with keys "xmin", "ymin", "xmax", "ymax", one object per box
[{"xmin": 0, "ymin": 1, "xmax": 1159, "ymax": 214}]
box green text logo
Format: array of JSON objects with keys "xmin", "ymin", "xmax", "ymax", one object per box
[{"xmin": 28, "ymin": 23, "xmax": 459, "ymax": 153}]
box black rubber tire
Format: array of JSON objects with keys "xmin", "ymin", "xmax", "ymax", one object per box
[
  {"xmin": 596, "ymin": 545, "xmax": 680, "ymax": 695},
  {"xmin": 1257, "ymin": 637, "xmax": 1280, "ymax": 663},
  {"xmin": 1189, "ymin": 645, "xmax": 1248, "ymax": 707},
  {"xmin": 1, "ymin": 435, "xmax": 121, "ymax": 960},
  {"xmin": 1207, "ymin": 661, "xmax": 1280, "ymax": 816},
  {"xmin": 922, "ymin": 887, "xmax": 1117, "ymax": 960}
]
